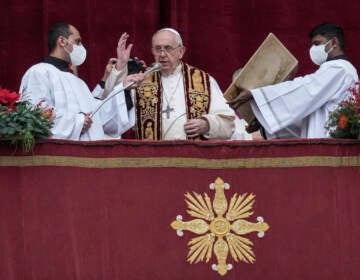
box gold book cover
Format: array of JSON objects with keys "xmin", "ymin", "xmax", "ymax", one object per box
[{"xmin": 224, "ymin": 33, "xmax": 298, "ymax": 126}]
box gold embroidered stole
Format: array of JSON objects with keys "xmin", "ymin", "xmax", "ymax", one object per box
[{"xmin": 134, "ymin": 63, "xmax": 211, "ymax": 140}]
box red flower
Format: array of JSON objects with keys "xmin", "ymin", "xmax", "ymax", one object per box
[
  {"xmin": 337, "ymin": 114, "xmax": 348, "ymax": 129},
  {"xmin": 0, "ymin": 87, "xmax": 20, "ymax": 110}
]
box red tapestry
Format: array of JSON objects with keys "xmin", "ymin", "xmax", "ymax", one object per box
[
  {"xmin": 0, "ymin": 139, "xmax": 359, "ymax": 280},
  {"xmin": 2, "ymin": 1, "xmax": 360, "ymax": 92}
]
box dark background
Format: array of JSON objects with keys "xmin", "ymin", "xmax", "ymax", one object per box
[{"xmin": 1, "ymin": 0, "xmax": 359, "ymax": 92}]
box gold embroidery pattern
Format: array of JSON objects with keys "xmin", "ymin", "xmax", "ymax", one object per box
[
  {"xmin": 144, "ymin": 121, "xmax": 154, "ymax": 140},
  {"xmin": 135, "ymin": 63, "xmax": 211, "ymax": 139},
  {"xmin": 192, "ymin": 69, "xmax": 205, "ymax": 92},
  {"xmin": 171, "ymin": 177, "xmax": 269, "ymax": 276},
  {"xmin": 136, "ymin": 74, "xmax": 160, "ymax": 139},
  {"xmin": 1, "ymin": 155, "xmax": 358, "ymax": 168},
  {"xmin": 186, "ymin": 66, "xmax": 210, "ymax": 118}
]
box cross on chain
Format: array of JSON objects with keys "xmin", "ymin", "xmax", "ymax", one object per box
[{"xmin": 162, "ymin": 105, "xmax": 174, "ymax": 119}]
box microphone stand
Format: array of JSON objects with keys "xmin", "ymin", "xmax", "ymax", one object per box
[{"xmin": 90, "ymin": 63, "xmax": 162, "ymax": 118}]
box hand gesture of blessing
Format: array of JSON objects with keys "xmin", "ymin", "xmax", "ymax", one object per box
[{"xmin": 116, "ymin": 32, "xmax": 133, "ymax": 71}]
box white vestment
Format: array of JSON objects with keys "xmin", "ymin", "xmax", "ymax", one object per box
[
  {"xmin": 92, "ymin": 66, "xmax": 128, "ymax": 99},
  {"xmin": 250, "ymin": 59, "xmax": 358, "ymax": 139},
  {"xmin": 231, "ymin": 117, "xmax": 253, "ymax": 140},
  {"xmin": 156, "ymin": 64, "xmax": 235, "ymax": 140},
  {"xmin": 20, "ymin": 63, "xmax": 134, "ymax": 140}
]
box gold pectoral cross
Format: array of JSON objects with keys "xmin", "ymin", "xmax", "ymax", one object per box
[{"xmin": 163, "ymin": 105, "xmax": 174, "ymax": 119}]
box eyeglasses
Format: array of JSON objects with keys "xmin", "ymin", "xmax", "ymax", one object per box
[{"xmin": 152, "ymin": 45, "xmax": 181, "ymax": 54}]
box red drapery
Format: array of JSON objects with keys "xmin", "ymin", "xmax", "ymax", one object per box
[
  {"xmin": 1, "ymin": 0, "xmax": 360, "ymax": 92},
  {"xmin": 0, "ymin": 139, "xmax": 359, "ymax": 279}
]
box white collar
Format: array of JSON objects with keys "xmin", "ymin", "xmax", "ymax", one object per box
[{"xmin": 161, "ymin": 63, "xmax": 182, "ymax": 78}]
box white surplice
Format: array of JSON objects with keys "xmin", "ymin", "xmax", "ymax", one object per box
[
  {"xmin": 250, "ymin": 59, "xmax": 358, "ymax": 139},
  {"xmin": 20, "ymin": 63, "xmax": 135, "ymax": 140},
  {"xmin": 231, "ymin": 116, "xmax": 253, "ymax": 140},
  {"xmin": 92, "ymin": 66, "xmax": 128, "ymax": 99},
  {"xmin": 159, "ymin": 64, "xmax": 235, "ymax": 140}
]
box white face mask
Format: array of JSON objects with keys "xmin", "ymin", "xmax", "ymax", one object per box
[
  {"xmin": 309, "ymin": 40, "xmax": 333, "ymax": 66},
  {"xmin": 64, "ymin": 40, "xmax": 87, "ymax": 66}
]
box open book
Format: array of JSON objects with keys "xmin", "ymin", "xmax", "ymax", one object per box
[{"xmin": 224, "ymin": 33, "xmax": 298, "ymax": 127}]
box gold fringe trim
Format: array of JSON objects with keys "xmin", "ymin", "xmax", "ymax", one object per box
[{"xmin": 0, "ymin": 155, "xmax": 359, "ymax": 169}]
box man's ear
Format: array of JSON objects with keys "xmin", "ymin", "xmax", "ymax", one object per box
[
  {"xmin": 179, "ymin": 46, "xmax": 186, "ymax": 59},
  {"xmin": 331, "ymin": 37, "xmax": 340, "ymax": 49},
  {"xmin": 58, "ymin": 36, "xmax": 67, "ymax": 48}
]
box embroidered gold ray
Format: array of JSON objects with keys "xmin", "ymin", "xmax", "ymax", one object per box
[{"xmin": 170, "ymin": 177, "xmax": 270, "ymax": 276}]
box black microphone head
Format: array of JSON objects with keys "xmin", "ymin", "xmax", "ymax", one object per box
[{"xmin": 127, "ymin": 58, "xmax": 145, "ymax": 74}]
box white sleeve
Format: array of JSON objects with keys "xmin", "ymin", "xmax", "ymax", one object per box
[
  {"xmin": 20, "ymin": 67, "xmax": 84, "ymax": 140},
  {"xmin": 98, "ymin": 83, "xmax": 135, "ymax": 137},
  {"xmin": 251, "ymin": 65, "xmax": 352, "ymax": 134},
  {"xmin": 92, "ymin": 84, "xmax": 104, "ymax": 98},
  {"xmin": 102, "ymin": 66, "xmax": 128, "ymax": 99},
  {"xmin": 201, "ymin": 77, "xmax": 235, "ymax": 139}
]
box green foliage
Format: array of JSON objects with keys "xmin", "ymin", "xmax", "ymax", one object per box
[
  {"xmin": 326, "ymin": 84, "xmax": 360, "ymax": 139},
  {"xmin": 0, "ymin": 100, "xmax": 54, "ymax": 151},
  {"xmin": 327, "ymin": 107, "xmax": 359, "ymax": 138}
]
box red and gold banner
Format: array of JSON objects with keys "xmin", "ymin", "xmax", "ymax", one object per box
[{"xmin": 0, "ymin": 139, "xmax": 359, "ymax": 280}]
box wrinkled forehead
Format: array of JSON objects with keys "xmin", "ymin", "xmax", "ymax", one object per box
[{"xmin": 152, "ymin": 30, "xmax": 178, "ymax": 46}]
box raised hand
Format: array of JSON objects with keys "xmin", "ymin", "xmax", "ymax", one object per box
[{"xmin": 116, "ymin": 32, "xmax": 133, "ymax": 71}]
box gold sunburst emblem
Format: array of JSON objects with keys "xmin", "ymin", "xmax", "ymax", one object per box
[{"xmin": 170, "ymin": 177, "xmax": 270, "ymax": 276}]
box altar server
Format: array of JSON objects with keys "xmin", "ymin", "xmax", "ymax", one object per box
[
  {"xmin": 228, "ymin": 22, "xmax": 358, "ymax": 139},
  {"xmin": 20, "ymin": 22, "xmax": 142, "ymax": 140}
]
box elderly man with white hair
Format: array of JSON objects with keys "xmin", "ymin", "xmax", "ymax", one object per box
[{"xmin": 133, "ymin": 28, "xmax": 236, "ymax": 140}]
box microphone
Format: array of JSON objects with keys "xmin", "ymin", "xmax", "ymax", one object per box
[
  {"xmin": 90, "ymin": 62, "xmax": 162, "ymax": 118},
  {"xmin": 143, "ymin": 62, "xmax": 162, "ymax": 75}
]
